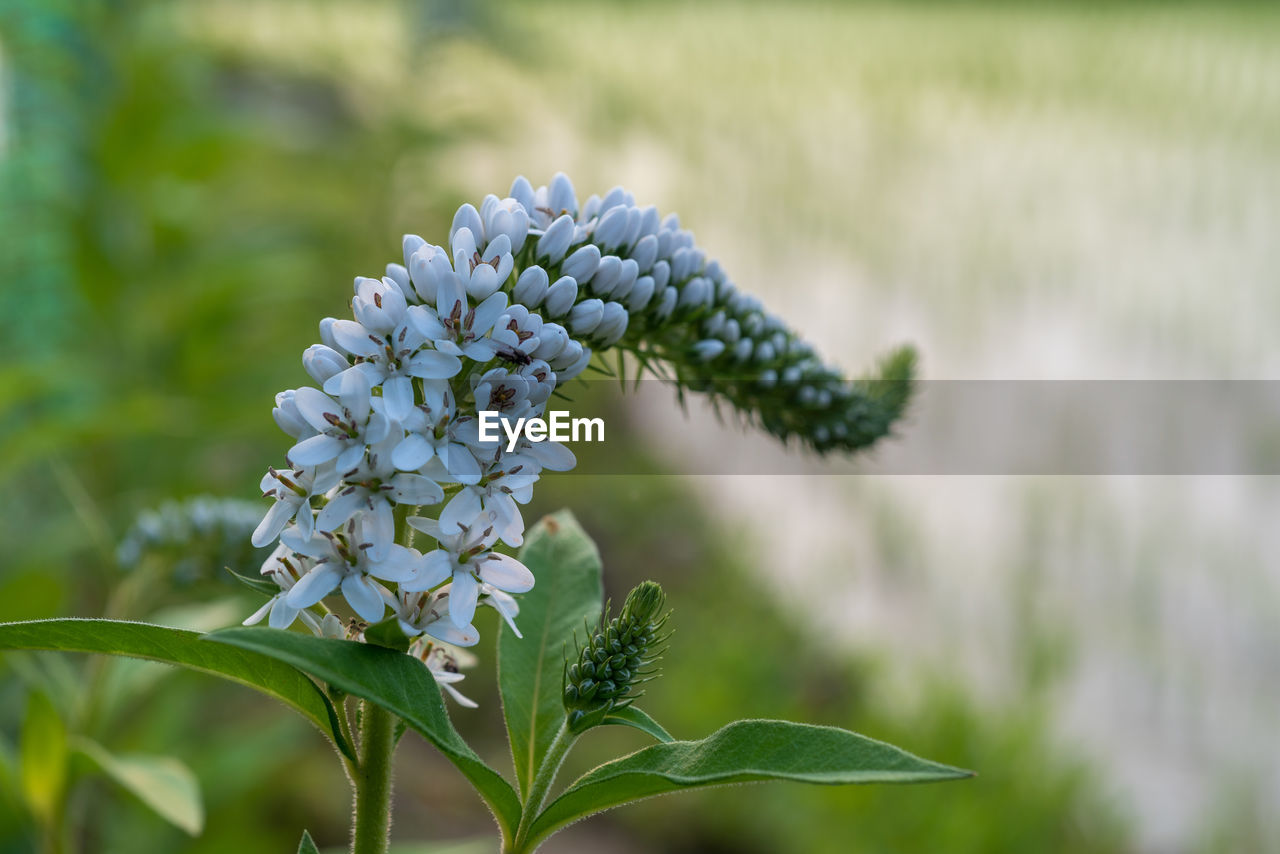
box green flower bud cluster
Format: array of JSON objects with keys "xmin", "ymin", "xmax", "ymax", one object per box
[{"xmin": 564, "ymin": 581, "xmax": 669, "ymax": 732}]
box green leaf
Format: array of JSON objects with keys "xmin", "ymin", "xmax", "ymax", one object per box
[
  {"xmin": 19, "ymin": 691, "xmax": 67, "ymax": 823},
  {"xmin": 297, "ymin": 829, "xmax": 320, "ymax": 854},
  {"xmin": 224, "ymin": 567, "xmax": 280, "ymax": 598},
  {"xmin": 498, "ymin": 511, "xmax": 603, "ymax": 799},
  {"xmin": 0, "ymin": 619, "xmax": 353, "ymax": 760},
  {"xmin": 207, "ymin": 628, "xmax": 522, "ymax": 842},
  {"xmin": 599, "ymin": 706, "xmax": 673, "ymax": 744},
  {"xmin": 74, "ymin": 738, "xmax": 203, "ymax": 835},
  {"xmin": 526, "ymin": 719, "xmax": 972, "ymax": 850},
  {"xmin": 363, "ymin": 617, "xmax": 413, "ymax": 653}
]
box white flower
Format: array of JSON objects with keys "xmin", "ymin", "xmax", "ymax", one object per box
[
  {"xmin": 243, "ymin": 544, "xmax": 309, "ymax": 630},
  {"xmin": 324, "ymin": 277, "xmax": 462, "ymax": 421},
  {"xmin": 390, "ymin": 383, "xmax": 482, "ymax": 484},
  {"xmin": 282, "ymin": 519, "xmax": 422, "ymax": 623},
  {"xmin": 288, "ymin": 371, "xmax": 390, "ymax": 471},
  {"xmin": 472, "ymin": 368, "xmax": 536, "ymax": 423},
  {"xmin": 403, "ymin": 516, "xmax": 534, "ymax": 628},
  {"xmin": 437, "ymin": 453, "xmax": 539, "ymax": 547},
  {"xmin": 451, "ymin": 227, "xmax": 513, "ymax": 301},
  {"xmin": 491, "ymin": 304, "xmax": 544, "ymax": 359},
  {"xmin": 314, "ymin": 431, "xmax": 444, "ymax": 560},
  {"xmin": 252, "ymin": 462, "xmax": 340, "ymax": 547},
  {"xmin": 409, "ymin": 273, "xmax": 507, "ymax": 361}
]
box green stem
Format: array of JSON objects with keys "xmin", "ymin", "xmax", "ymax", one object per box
[
  {"xmin": 351, "ymin": 701, "xmax": 397, "ymax": 854},
  {"xmin": 511, "ymin": 720, "xmax": 575, "ymax": 853}
]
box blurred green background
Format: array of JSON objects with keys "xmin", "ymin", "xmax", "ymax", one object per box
[{"xmin": 2, "ymin": 1, "xmax": 1278, "ymax": 852}]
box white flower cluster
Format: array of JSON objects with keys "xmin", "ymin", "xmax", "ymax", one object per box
[{"xmin": 248, "ymin": 173, "xmax": 912, "ymax": 702}]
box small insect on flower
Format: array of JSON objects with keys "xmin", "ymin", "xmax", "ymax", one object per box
[{"xmin": 494, "ymin": 345, "xmax": 534, "ymax": 367}]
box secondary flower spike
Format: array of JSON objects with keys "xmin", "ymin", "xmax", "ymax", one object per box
[
  {"xmin": 247, "ymin": 174, "xmax": 915, "ymax": 705},
  {"xmin": 563, "ymin": 580, "xmax": 670, "ymax": 733}
]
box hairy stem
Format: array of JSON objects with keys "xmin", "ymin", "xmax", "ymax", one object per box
[
  {"xmin": 351, "ymin": 701, "xmax": 397, "ymax": 854},
  {"xmin": 511, "ymin": 719, "xmax": 575, "ymax": 853}
]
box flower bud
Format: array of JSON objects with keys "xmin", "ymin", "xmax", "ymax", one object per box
[
  {"xmin": 556, "ymin": 345, "xmax": 592, "ymax": 382},
  {"xmin": 303, "ymin": 344, "xmax": 348, "ymax": 385},
  {"xmin": 318, "ymin": 317, "xmax": 340, "ymax": 350},
  {"xmin": 537, "ymin": 214, "xmax": 576, "ymax": 264},
  {"xmin": 482, "ymin": 195, "xmax": 530, "ymax": 252},
  {"xmin": 513, "ymin": 266, "xmax": 550, "ymax": 307},
  {"xmin": 654, "ymin": 286, "xmax": 678, "ymax": 321},
  {"xmin": 694, "ymin": 339, "xmax": 725, "ymax": 361},
  {"xmin": 631, "ymin": 233, "xmax": 659, "ymax": 273},
  {"xmin": 594, "ymin": 302, "xmax": 629, "ymax": 347},
  {"xmin": 590, "ymin": 255, "xmax": 622, "ymax": 295},
  {"xmin": 510, "ymin": 175, "xmax": 536, "ymax": 213},
  {"xmin": 543, "ymin": 276, "xmax": 578, "ymax": 317},
  {"xmin": 402, "ymin": 234, "xmax": 426, "ymax": 268},
  {"xmin": 450, "ymin": 203, "xmax": 484, "ymax": 247},
  {"xmin": 627, "ymin": 275, "xmax": 655, "ymax": 312},
  {"xmin": 594, "ymin": 205, "xmax": 630, "ymax": 250},
  {"xmin": 272, "ymin": 389, "xmax": 312, "ymax": 439},
  {"xmin": 563, "ymin": 581, "xmax": 669, "ymax": 733},
  {"xmin": 611, "ymin": 258, "xmax": 638, "ymax": 300},
  {"xmin": 569, "ymin": 298, "xmax": 605, "ymax": 336},
  {"xmin": 531, "ymin": 322, "xmax": 569, "ymax": 362},
  {"xmin": 548, "ymin": 172, "xmax": 578, "ymax": 218},
  {"xmin": 561, "ymin": 244, "xmax": 601, "ymax": 283}
]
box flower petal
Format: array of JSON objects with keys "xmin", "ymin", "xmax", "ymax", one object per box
[
  {"xmin": 285, "ymin": 562, "xmax": 343, "ymax": 609},
  {"xmin": 476, "ymin": 553, "xmax": 534, "ymax": 593},
  {"xmin": 331, "ymin": 319, "xmax": 383, "ymax": 358},
  {"xmin": 267, "ymin": 597, "xmax": 301, "ymax": 629},
  {"xmin": 382, "ymin": 375, "xmax": 414, "ymax": 422},
  {"xmin": 449, "ymin": 572, "xmax": 480, "ymax": 628},
  {"xmin": 252, "ymin": 498, "xmax": 297, "ymax": 548},
  {"xmin": 392, "ymin": 433, "xmax": 434, "ymax": 471},
  {"xmin": 390, "ymin": 473, "xmax": 444, "ymax": 506},
  {"xmin": 423, "ymin": 618, "xmax": 479, "ymax": 647},
  {"xmin": 316, "ymin": 488, "xmax": 367, "ymax": 532},
  {"xmin": 407, "ymin": 350, "xmax": 462, "ymax": 380},
  {"xmin": 366, "ymin": 498, "xmax": 395, "ymax": 561},
  {"xmin": 368, "ymin": 544, "xmax": 419, "ymax": 582},
  {"xmin": 439, "ymin": 488, "xmax": 484, "ymax": 534},
  {"xmin": 288, "ymin": 434, "xmax": 343, "ymax": 467},
  {"xmin": 404, "ymin": 549, "xmax": 452, "ymax": 591},
  {"xmin": 342, "ymin": 574, "xmax": 386, "ymax": 622}
]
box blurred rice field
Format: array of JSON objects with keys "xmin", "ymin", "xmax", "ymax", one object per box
[
  {"xmin": 5, "ymin": 1, "xmax": 1280, "ymax": 851},
  {"xmin": 413, "ymin": 3, "xmax": 1280, "ymax": 849}
]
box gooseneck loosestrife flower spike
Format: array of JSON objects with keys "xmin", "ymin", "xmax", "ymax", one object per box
[
  {"xmin": 0, "ymin": 174, "xmax": 970, "ymax": 854},
  {"xmin": 246, "ymin": 172, "xmax": 915, "ymax": 703}
]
